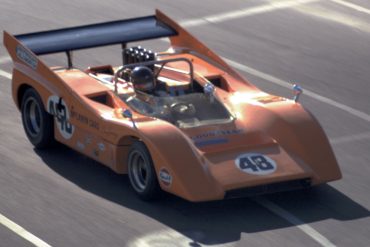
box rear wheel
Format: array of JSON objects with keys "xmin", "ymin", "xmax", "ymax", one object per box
[
  {"xmin": 21, "ymin": 88, "xmax": 54, "ymax": 148},
  {"xmin": 127, "ymin": 141, "xmax": 161, "ymax": 200}
]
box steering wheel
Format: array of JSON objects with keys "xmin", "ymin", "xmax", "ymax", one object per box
[{"xmin": 170, "ymin": 102, "xmax": 196, "ymax": 116}]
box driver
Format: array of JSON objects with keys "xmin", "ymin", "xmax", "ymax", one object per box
[
  {"xmin": 131, "ymin": 66, "xmax": 155, "ymax": 94},
  {"xmin": 122, "ymin": 66, "xmax": 195, "ymax": 122},
  {"xmin": 130, "ymin": 66, "xmax": 168, "ymax": 97},
  {"xmin": 123, "ymin": 66, "xmax": 170, "ymax": 117}
]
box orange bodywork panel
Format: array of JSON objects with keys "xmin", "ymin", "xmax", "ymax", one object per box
[{"xmin": 3, "ymin": 10, "xmax": 341, "ymax": 202}]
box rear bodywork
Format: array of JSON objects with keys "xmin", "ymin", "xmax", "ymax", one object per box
[{"xmin": 3, "ymin": 10, "xmax": 341, "ymax": 202}]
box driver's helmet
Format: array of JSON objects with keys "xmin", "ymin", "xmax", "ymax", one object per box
[{"xmin": 130, "ymin": 66, "xmax": 155, "ymax": 93}]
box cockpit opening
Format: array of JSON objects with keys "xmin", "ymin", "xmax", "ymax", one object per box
[{"xmin": 87, "ymin": 46, "xmax": 234, "ymax": 128}]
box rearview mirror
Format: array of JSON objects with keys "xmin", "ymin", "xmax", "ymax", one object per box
[{"xmin": 122, "ymin": 109, "xmax": 133, "ymax": 119}]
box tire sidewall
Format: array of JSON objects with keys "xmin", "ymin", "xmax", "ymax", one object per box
[
  {"xmin": 21, "ymin": 88, "xmax": 54, "ymax": 148},
  {"xmin": 127, "ymin": 141, "xmax": 160, "ymax": 200}
]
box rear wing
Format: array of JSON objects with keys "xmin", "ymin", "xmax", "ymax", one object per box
[
  {"xmin": 14, "ymin": 15, "xmax": 177, "ymax": 55},
  {"xmin": 3, "ymin": 9, "xmax": 247, "ymax": 87}
]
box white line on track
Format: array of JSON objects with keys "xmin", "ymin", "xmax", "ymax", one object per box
[
  {"xmin": 128, "ymin": 229, "xmax": 235, "ymax": 247},
  {"xmin": 0, "ymin": 55, "xmax": 11, "ymax": 64},
  {"xmin": 330, "ymin": 0, "xmax": 370, "ymax": 15},
  {"xmin": 178, "ymin": 1, "xmax": 370, "ymax": 123},
  {"xmin": 0, "ymin": 213, "xmax": 51, "ymax": 247},
  {"xmin": 0, "ymin": 56, "xmax": 12, "ymax": 79},
  {"xmin": 253, "ymin": 197, "xmax": 336, "ymax": 247},
  {"xmin": 0, "ymin": 70, "xmax": 12, "ymax": 79},
  {"xmin": 293, "ymin": 3, "xmax": 370, "ymax": 33},
  {"xmin": 180, "ymin": 0, "xmax": 318, "ymax": 27},
  {"xmin": 224, "ymin": 58, "xmax": 370, "ymax": 122},
  {"xmin": 330, "ymin": 131, "xmax": 370, "ymax": 145}
]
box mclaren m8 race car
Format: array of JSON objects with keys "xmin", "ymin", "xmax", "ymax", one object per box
[{"xmin": 3, "ymin": 10, "xmax": 341, "ymax": 202}]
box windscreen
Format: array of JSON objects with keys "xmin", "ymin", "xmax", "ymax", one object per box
[{"xmin": 120, "ymin": 92, "xmax": 232, "ymax": 128}]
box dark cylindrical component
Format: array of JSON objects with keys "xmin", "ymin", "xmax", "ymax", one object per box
[
  {"xmin": 129, "ymin": 50, "xmax": 137, "ymax": 64},
  {"xmin": 137, "ymin": 52, "xmax": 147, "ymax": 62},
  {"xmin": 123, "ymin": 46, "xmax": 157, "ymax": 65},
  {"xmin": 135, "ymin": 50, "xmax": 141, "ymax": 63},
  {"xmin": 122, "ymin": 50, "xmax": 126, "ymax": 65},
  {"xmin": 140, "ymin": 48, "xmax": 147, "ymax": 55},
  {"xmin": 123, "ymin": 48, "xmax": 130, "ymax": 65},
  {"xmin": 146, "ymin": 50, "xmax": 155, "ymax": 70},
  {"xmin": 147, "ymin": 50, "xmax": 155, "ymax": 61},
  {"xmin": 121, "ymin": 43, "xmax": 127, "ymax": 65},
  {"xmin": 126, "ymin": 47, "xmax": 135, "ymax": 64}
]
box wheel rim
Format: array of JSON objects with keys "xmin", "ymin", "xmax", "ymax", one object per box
[
  {"xmin": 129, "ymin": 150, "xmax": 149, "ymax": 192},
  {"xmin": 23, "ymin": 97, "xmax": 42, "ymax": 138}
]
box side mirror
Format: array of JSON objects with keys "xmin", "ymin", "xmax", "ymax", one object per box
[
  {"xmin": 122, "ymin": 109, "xmax": 133, "ymax": 118},
  {"xmin": 292, "ymin": 84, "xmax": 303, "ymax": 103},
  {"xmin": 122, "ymin": 109, "xmax": 136, "ymax": 128},
  {"xmin": 204, "ymin": 82, "xmax": 215, "ymax": 103}
]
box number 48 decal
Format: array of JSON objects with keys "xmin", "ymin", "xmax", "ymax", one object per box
[
  {"xmin": 47, "ymin": 95, "xmax": 74, "ymax": 139},
  {"xmin": 235, "ymin": 153, "xmax": 277, "ymax": 175}
]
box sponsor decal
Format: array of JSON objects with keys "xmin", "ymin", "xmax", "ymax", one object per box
[
  {"xmin": 159, "ymin": 168, "xmax": 172, "ymax": 186},
  {"xmin": 76, "ymin": 141, "xmax": 85, "ymax": 150},
  {"xmin": 191, "ymin": 129, "xmax": 243, "ymax": 147},
  {"xmin": 16, "ymin": 45, "xmax": 38, "ymax": 70},
  {"xmin": 98, "ymin": 142, "xmax": 105, "ymax": 151},
  {"xmin": 194, "ymin": 138, "xmax": 228, "ymax": 147},
  {"xmin": 70, "ymin": 109, "xmax": 99, "ymax": 130},
  {"xmin": 191, "ymin": 129, "xmax": 243, "ymax": 141},
  {"xmin": 84, "ymin": 135, "xmax": 93, "ymax": 145},
  {"xmin": 47, "ymin": 96, "xmax": 74, "ymax": 139},
  {"xmin": 235, "ymin": 153, "xmax": 277, "ymax": 175}
]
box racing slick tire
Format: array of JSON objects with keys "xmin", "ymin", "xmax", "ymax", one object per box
[
  {"xmin": 128, "ymin": 141, "xmax": 161, "ymax": 200},
  {"xmin": 21, "ymin": 88, "xmax": 54, "ymax": 149}
]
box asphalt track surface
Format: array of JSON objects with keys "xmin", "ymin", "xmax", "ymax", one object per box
[{"xmin": 0, "ymin": 0, "xmax": 369, "ymax": 246}]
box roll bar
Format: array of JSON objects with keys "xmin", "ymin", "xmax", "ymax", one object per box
[{"xmin": 113, "ymin": 57, "xmax": 194, "ymax": 94}]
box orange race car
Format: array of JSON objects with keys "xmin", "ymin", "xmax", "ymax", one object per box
[{"xmin": 3, "ymin": 10, "xmax": 341, "ymax": 202}]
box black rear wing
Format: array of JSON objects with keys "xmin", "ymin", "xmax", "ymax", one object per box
[{"xmin": 15, "ymin": 15, "xmax": 177, "ymax": 55}]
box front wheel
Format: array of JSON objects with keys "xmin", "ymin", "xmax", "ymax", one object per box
[
  {"xmin": 127, "ymin": 141, "xmax": 161, "ymax": 200},
  {"xmin": 21, "ymin": 88, "xmax": 54, "ymax": 148}
]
